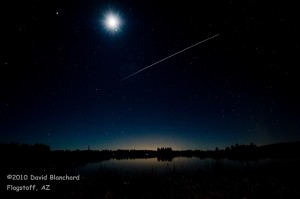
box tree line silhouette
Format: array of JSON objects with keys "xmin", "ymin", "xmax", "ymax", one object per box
[{"xmin": 1, "ymin": 141, "xmax": 300, "ymax": 169}]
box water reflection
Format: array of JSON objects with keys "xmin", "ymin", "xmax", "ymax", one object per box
[{"xmin": 76, "ymin": 157, "xmax": 278, "ymax": 175}]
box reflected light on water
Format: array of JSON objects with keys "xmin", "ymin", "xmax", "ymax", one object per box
[
  {"xmin": 76, "ymin": 157, "xmax": 279, "ymax": 175},
  {"xmin": 77, "ymin": 157, "xmax": 215, "ymax": 174}
]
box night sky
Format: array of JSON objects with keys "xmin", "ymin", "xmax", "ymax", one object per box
[{"xmin": 1, "ymin": 0, "xmax": 299, "ymax": 150}]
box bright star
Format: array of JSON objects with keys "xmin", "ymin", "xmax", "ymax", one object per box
[{"xmin": 104, "ymin": 12, "xmax": 121, "ymax": 32}]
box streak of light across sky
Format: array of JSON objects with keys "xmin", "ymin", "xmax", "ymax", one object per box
[{"xmin": 119, "ymin": 34, "xmax": 220, "ymax": 82}]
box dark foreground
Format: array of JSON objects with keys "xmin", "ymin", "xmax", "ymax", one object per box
[
  {"xmin": 1, "ymin": 142, "xmax": 300, "ymax": 198},
  {"xmin": 2, "ymin": 158, "xmax": 300, "ymax": 199}
]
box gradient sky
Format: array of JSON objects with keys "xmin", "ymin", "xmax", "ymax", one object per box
[{"xmin": 1, "ymin": 0, "xmax": 299, "ymax": 150}]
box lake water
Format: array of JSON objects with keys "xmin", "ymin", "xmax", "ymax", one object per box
[{"xmin": 75, "ymin": 157, "xmax": 277, "ymax": 175}]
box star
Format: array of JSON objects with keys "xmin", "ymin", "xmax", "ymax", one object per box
[{"xmin": 104, "ymin": 12, "xmax": 121, "ymax": 32}]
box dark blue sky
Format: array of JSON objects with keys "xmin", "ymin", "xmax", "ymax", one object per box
[{"xmin": 1, "ymin": 0, "xmax": 299, "ymax": 150}]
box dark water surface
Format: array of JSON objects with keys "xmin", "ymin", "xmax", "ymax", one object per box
[{"xmin": 76, "ymin": 157, "xmax": 282, "ymax": 174}]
